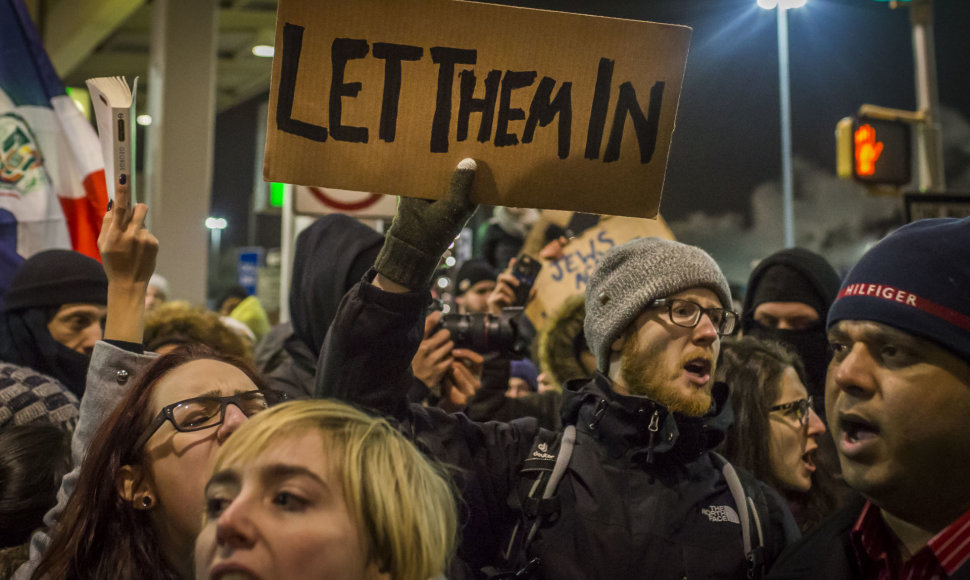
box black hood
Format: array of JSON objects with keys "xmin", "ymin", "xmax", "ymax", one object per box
[
  {"xmin": 559, "ymin": 373, "xmax": 733, "ymax": 465},
  {"xmin": 288, "ymin": 215, "xmax": 383, "ymax": 357},
  {"xmin": 741, "ymin": 247, "xmax": 841, "ymax": 332},
  {"xmin": 741, "ymin": 248, "xmax": 842, "ymax": 409},
  {"xmin": 0, "ymin": 307, "xmax": 89, "ymax": 396}
]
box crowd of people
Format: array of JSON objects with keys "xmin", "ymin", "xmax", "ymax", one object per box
[{"xmin": 0, "ymin": 161, "xmax": 969, "ymax": 580}]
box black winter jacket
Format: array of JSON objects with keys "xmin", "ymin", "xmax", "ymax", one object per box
[{"xmin": 316, "ymin": 273, "xmax": 798, "ymax": 579}]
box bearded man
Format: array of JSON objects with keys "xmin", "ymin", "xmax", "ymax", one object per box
[{"xmin": 318, "ymin": 161, "xmax": 799, "ymax": 579}]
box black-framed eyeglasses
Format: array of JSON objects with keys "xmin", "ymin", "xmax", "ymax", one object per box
[
  {"xmin": 651, "ymin": 298, "xmax": 739, "ymax": 336},
  {"xmin": 769, "ymin": 396, "xmax": 814, "ymax": 425},
  {"xmin": 135, "ymin": 389, "xmax": 287, "ymax": 450}
]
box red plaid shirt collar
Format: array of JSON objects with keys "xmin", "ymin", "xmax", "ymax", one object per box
[{"xmin": 851, "ymin": 500, "xmax": 970, "ymax": 580}]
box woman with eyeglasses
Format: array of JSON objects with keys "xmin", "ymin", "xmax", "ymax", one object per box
[
  {"xmin": 717, "ymin": 336, "xmax": 843, "ymax": 532},
  {"xmin": 31, "ymin": 346, "xmax": 284, "ymax": 579},
  {"xmin": 15, "ymin": 200, "xmax": 285, "ymax": 580}
]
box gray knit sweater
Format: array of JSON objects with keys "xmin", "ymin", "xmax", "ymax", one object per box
[{"xmin": 13, "ymin": 342, "xmax": 156, "ymax": 580}]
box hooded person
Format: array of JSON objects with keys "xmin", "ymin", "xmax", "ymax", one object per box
[
  {"xmin": 264, "ymin": 214, "xmax": 382, "ymax": 399},
  {"xmin": 742, "ymin": 248, "xmax": 841, "ymax": 417},
  {"xmin": 0, "ymin": 250, "xmax": 107, "ymax": 397}
]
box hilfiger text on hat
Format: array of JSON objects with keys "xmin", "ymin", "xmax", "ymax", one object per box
[{"xmin": 839, "ymin": 284, "xmax": 917, "ymax": 306}]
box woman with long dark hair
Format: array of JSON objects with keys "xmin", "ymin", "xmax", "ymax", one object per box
[
  {"xmin": 32, "ymin": 345, "xmax": 283, "ymax": 579},
  {"xmin": 718, "ymin": 336, "xmax": 843, "ymax": 531},
  {"xmin": 13, "ymin": 199, "xmax": 285, "ymax": 580}
]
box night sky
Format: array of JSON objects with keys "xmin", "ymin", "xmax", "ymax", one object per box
[
  {"xmin": 478, "ymin": 0, "xmax": 970, "ymax": 223},
  {"xmin": 426, "ymin": 0, "xmax": 968, "ymax": 285}
]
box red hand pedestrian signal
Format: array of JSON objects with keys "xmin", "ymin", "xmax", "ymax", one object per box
[
  {"xmin": 854, "ymin": 124, "xmax": 883, "ymax": 177},
  {"xmin": 836, "ymin": 114, "xmax": 910, "ymax": 187}
]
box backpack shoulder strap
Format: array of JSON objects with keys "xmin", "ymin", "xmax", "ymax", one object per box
[
  {"xmin": 524, "ymin": 425, "xmax": 576, "ymax": 545},
  {"xmin": 485, "ymin": 425, "xmax": 577, "ymax": 580},
  {"xmin": 711, "ymin": 452, "xmax": 768, "ymax": 580}
]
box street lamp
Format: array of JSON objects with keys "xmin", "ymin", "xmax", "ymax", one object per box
[
  {"xmin": 759, "ymin": 0, "xmax": 806, "ymax": 248},
  {"xmin": 205, "ymin": 216, "xmax": 228, "ymax": 258}
]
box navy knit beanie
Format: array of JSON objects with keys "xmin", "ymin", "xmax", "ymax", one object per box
[
  {"xmin": 3, "ymin": 249, "xmax": 107, "ymax": 312},
  {"xmin": 827, "ymin": 217, "xmax": 970, "ymax": 361},
  {"xmin": 455, "ymin": 259, "xmax": 497, "ymax": 295}
]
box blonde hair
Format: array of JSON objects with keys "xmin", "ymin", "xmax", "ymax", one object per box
[{"xmin": 208, "ymin": 400, "xmax": 457, "ymax": 580}]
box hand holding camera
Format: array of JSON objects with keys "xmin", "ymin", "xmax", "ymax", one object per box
[{"xmin": 411, "ymin": 311, "xmax": 455, "ymax": 393}]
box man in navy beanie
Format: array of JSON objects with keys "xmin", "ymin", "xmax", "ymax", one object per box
[
  {"xmin": 768, "ymin": 217, "xmax": 970, "ymax": 580},
  {"xmin": 453, "ymin": 258, "xmax": 497, "ymax": 314}
]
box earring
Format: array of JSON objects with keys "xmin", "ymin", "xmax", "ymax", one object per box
[{"xmin": 140, "ymin": 495, "xmax": 153, "ymax": 509}]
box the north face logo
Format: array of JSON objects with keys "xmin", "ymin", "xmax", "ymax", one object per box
[{"xmin": 702, "ymin": 505, "xmax": 740, "ymax": 524}]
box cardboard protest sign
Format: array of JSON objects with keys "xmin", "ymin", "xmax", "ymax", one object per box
[
  {"xmin": 265, "ymin": 0, "xmax": 691, "ymax": 219},
  {"xmin": 525, "ymin": 214, "xmax": 674, "ymax": 330},
  {"xmin": 294, "ymin": 186, "xmax": 397, "ymax": 218}
]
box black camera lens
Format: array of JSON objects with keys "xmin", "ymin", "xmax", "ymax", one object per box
[{"xmin": 437, "ymin": 310, "xmax": 522, "ymax": 356}]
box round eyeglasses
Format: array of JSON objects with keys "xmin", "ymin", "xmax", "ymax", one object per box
[
  {"xmin": 135, "ymin": 389, "xmax": 287, "ymax": 450},
  {"xmin": 769, "ymin": 396, "xmax": 814, "ymax": 425},
  {"xmin": 650, "ymin": 298, "xmax": 739, "ymax": 336}
]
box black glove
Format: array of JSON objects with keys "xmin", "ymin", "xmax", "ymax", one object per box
[{"xmin": 375, "ymin": 159, "xmax": 478, "ymax": 289}]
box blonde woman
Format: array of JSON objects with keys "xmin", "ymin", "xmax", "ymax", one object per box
[{"xmin": 195, "ymin": 400, "xmax": 457, "ymax": 580}]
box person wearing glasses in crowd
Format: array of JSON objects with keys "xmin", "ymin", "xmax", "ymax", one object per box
[
  {"xmin": 717, "ymin": 336, "xmax": 844, "ymax": 532},
  {"xmin": 317, "ymin": 160, "xmax": 799, "ymax": 579},
  {"xmin": 768, "ymin": 217, "xmax": 970, "ymax": 579},
  {"xmin": 31, "ymin": 346, "xmax": 285, "ymax": 579},
  {"xmin": 14, "ymin": 198, "xmax": 287, "ymax": 580}
]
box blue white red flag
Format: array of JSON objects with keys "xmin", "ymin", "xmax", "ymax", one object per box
[{"xmin": 0, "ymin": 0, "xmax": 107, "ymax": 262}]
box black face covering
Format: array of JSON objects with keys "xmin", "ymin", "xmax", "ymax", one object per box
[
  {"xmin": 744, "ymin": 320, "xmax": 831, "ymax": 420},
  {"xmin": 0, "ymin": 308, "xmax": 90, "ymax": 397}
]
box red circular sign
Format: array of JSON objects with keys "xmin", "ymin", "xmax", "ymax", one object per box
[{"xmin": 308, "ymin": 187, "xmax": 383, "ymax": 211}]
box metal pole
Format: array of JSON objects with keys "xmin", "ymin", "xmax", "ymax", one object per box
[
  {"xmin": 278, "ymin": 183, "xmax": 295, "ymax": 324},
  {"xmin": 208, "ymin": 226, "xmax": 220, "ymax": 308},
  {"xmin": 778, "ymin": 6, "xmax": 796, "ymax": 247},
  {"xmin": 210, "ymin": 227, "xmax": 221, "ymax": 259},
  {"xmin": 910, "ymin": 0, "xmax": 945, "ymax": 191}
]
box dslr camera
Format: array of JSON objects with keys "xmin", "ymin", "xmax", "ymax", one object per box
[{"xmin": 436, "ymin": 307, "xmax": 528, "ymax": 358}]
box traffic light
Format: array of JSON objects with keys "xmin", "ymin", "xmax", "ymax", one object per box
[{"xmin": 836, "ymin": 115, "xmax": 911, "ymax": 186}]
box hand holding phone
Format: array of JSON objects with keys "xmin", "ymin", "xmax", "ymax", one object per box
[{"xmin": 510, "ymin": 255, "xmax": 542, "ymax": 307}]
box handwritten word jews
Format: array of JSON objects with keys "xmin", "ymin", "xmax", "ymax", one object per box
[{"xmin": 276, "ymin": 24, "xmax": 665, "ymax": 163}]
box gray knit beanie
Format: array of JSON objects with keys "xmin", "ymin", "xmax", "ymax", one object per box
[{"xmin": 585, "ymin": 237, "xmax": 732, "ymax": 372}]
